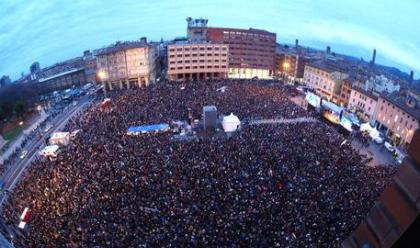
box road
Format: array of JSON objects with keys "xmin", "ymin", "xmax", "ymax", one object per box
[{"xmin": 0, "ymin": 96, "xmax": 92, "ymax": 208}]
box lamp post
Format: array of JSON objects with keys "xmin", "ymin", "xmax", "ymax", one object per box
[
  {"xmin": 282, "ymin": 61, "xmax": 291, "ymax": 83},
  {"xmin": 97, "ymin": 70, "xmax": 107, "ymax": 98},
  {"xmin": 180, "ymin": 84, "xmax": 186, "ymax": 118}
]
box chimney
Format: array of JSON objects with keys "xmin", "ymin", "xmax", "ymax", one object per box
[
  {"xmin": 370, "ymin": 49, "xmax": 376, "ymax": 66},
  {"xmin": 326, "ymin": 46, "xmax": 331, "ymax": 54},
  {"xmin": 295, "ymin": 39, "xmax": 299, "ymax": 49},
  {"xmin": 140, "ymin": 37, "xmax": 147, "ymax": 43}
]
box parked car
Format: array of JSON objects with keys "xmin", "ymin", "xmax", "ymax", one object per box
[
  {"xmin": 384, "ymin": 141, "xmax": 395, "ymax": 153},
  {"xmin": 20, "ymin": 150, "xmax": 28, "ymax": 159},
  {"xmin": 44, "ymin": 124, "xmax": 53, "ymax": 133}
]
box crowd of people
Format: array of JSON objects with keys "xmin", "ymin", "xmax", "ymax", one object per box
[
  {"xmin": 1, "ymin": 80, "xmax": 396, "ymax": 247},
  {"xmin": 0, "ymin": 101, "xmax": 73, "ymax": 174}
]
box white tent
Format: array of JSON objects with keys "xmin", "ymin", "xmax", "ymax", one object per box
[
  {"xmin": 49, "ymin": 132, "xmax": 70, "ymax": 146},
  {"xmin": 39, "ymin": 145, "xmax": 60, "ymax": 157},
  {"xmin": 222, "ymin": 113, "xmax": 241, "ymax": 132},
  {"xmin": 360, "ymin": 123, "xmax": 382, "ymax": 142}
]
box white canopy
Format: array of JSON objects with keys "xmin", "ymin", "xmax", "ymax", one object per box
[
  {"xmin": 360, "ymin": 123, "xmax": 381, "ymax": 140},
  {"xmin": 49, "ymin": 132, "xmax": 70, "ymax": 146},
  {"xmin": 39, "ymin": 145, "xmax": 60, "ymax": 157},
  {"xmin": 222, "ymin": 113, "xmax": 241, "ymax": 132}
]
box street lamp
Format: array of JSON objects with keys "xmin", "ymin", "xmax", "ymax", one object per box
[
  {"xmin": 97, "ymin": 70, "xmax": 108, "ymax": 98},
  {"xmin": 283, "ymin": 62, "xmax": 290, "ymax": 82}
]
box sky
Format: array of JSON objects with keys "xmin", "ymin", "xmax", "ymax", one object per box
[{"xmin": 1, "ymin": 0, "xmax": 419, "ymax": 80}]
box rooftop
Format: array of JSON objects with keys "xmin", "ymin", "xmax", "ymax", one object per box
[
  {"xmin": 352, "ymin": 86, "xmax": 379, "ymax": 100},
  {"xmin": 38, "ymin": 68, "xmax": 83, "ymax": 82},
  {"xmin": 38, "ymin": 68, "xmax": 83, "ymax": 83},
  {"xmin": 381, "ymin": 92, "xmax": 420, "ymax": 120},
  {"xmin": 208, "ymin": 26, "xmax": 276, "ymax": 36},
  {"xmin": 306, "ymin": 60, "xmax": 346, "ymax": 73},
  {"xmin": 95, "ymin": 41, "xmax": 152, "ymax": 56}
]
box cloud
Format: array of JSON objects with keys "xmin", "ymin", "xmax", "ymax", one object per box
[
  {"xmin": 299, "ymin": 20, "xmax": 420, "ymax": 72},
  {"xmin": 0, "ymin": 0, "xmax": 419, "ymax": 79}
]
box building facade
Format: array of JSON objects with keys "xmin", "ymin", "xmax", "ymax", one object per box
[
  {"xmin": 167, "ymin": 43, "xmax": 229, "ymax": 81},
  {"xmin": 276, "ymin": 53, "xmax": 310, "ymax": 82},
  {"xmin": 95, "ymin": 40, "xmax": 158, "ymax": 90},
  {"xmin": 207, "ymin": 27, "xmax": 276, "ymax": 79},
  {"xmin": 35, "ymin": 68, "xmax": 87, "ymax": 95},
  {"xmin": 366, "ymin": 75, "xmax": 400, "ymax": 94},
  {"xmin": 374, "ymin": 92, "xmax": 420, "ymax": 145},
  {"xmin": 348, "ymin": 87, "xmax": 379, "ymax": 123},
  {"xmin": 303, "ymin": 61, "xmax": 349, "ymax": 106}
]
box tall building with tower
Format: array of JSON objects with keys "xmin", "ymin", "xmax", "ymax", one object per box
[
  {"xmin": 370, "ymin": 48, "xmax": 376, "ymax": 66},
  {"xmin": 0, "ymin": 75, "xmax": 11, "ymax": 88},
  {"xmin": 186, "ymin": 17, "xmax": 208, "ymax": 42},
  {"xmin": 409, "ymin": 70, "xmax": 414, "ymax": 84},
  {"xmin": 185, "ymin": 17, "xmax": 277, "ymax": 79},
  {"xmin": 326, "ymin": 46, "xmax": 331, "ymax": 54},
  {"xmin": 30, "ymin": 62, "xmax": 41, "ymax": 79}
]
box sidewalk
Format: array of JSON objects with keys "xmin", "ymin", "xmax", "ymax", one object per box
[
  {"xmin": 351, "ymin": 139, "xmax": 396, "ymax": 167},
  {"xmin": 0, "ymin": 111, "xmax": 48, "ymax": 164}
]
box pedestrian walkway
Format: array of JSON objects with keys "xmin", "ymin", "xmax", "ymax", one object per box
[
  {"xmin": 0, "ymin": 111, "xmax": 48, "ymax": 164},
  {"xmin": 249, "ymin": 117, "xmax": 318, "ymax": 125},
  {"xmin": 351, "ymin": 139, "xmax": 396, "ymax": 167}
]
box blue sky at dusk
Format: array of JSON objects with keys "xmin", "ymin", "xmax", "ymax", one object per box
[{"xmin": 1, "ymin": 0, "xmax": 419, "ymax": 80}]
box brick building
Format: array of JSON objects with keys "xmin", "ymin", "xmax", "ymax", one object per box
[
  {"xmin": 186, "ymin": 18, "xmax": 276, "ymax": 79},
  {"xmin": 342, "ymin": 130, "xmax": 420, "ymax": 247},
  {"xmin": 348, "ymin": 87, "xmax": 379, "ymax": 123},
  {"xmin": 95, "ymin": 39, "xmax": 158, "ymax": 90},
  {"xmin": 374, "ymin": 92, "xmax": 420, "ymax": 145},
  {"xmin": 303, "ymin": 61, "xmax": 350, "ymax": 106},
  {"xmin": 207, "ymin": 27, "xmax": 276, "ymax": 79},
  {"xmin": 167, "ymin": 42, "xmax": 229, "ymax": 81},
  {"xmin": 276, "ymin": 52, "xmax": 309, "ymax": 82}
]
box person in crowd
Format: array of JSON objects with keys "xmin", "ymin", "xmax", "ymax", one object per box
[{"xmin": 1, "ymin": 79, "xmax": 395, "ymax": 247}]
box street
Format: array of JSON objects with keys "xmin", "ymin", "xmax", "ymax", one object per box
[{"xmin": 0, "ymin": 96, "xmax": 92, "ymax": 208}]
